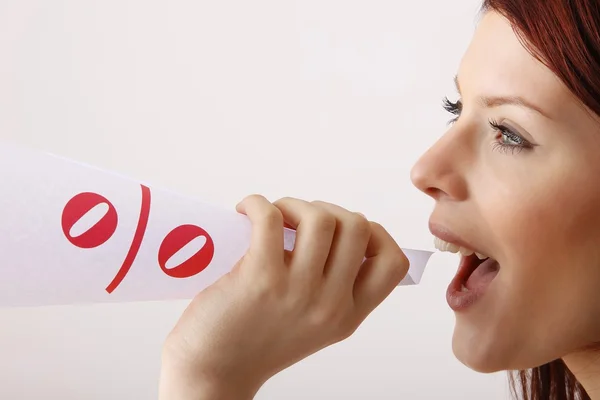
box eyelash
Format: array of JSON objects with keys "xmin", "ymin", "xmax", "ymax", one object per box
[{"xmin": 442, "ymin": 96, "xmax": 533, "ymax": 154}]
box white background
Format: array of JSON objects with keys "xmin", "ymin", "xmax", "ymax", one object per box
[{"xmin": 0, "ymin": 0, "xmax": 509, "ymax": 398}]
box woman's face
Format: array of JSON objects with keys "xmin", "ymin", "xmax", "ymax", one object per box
[{"xmin": 411, "ymin": 11, "xmax": 600, "ymax": 372}]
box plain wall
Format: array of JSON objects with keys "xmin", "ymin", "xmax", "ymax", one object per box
[{"xmin": 0, "ymin": 1, "xmax": 510, "ymax": 398}]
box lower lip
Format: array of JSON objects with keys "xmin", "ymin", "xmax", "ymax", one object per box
[{"xmin": 446, "ymin": 255, "xmax": 499, "ymax": 311}]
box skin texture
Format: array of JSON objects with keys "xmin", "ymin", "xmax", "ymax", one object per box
[
  {"xmin": 158, "ymin": 10, "xmax": 600, "ymax": 400},
  {"xmin": 159, "ymin": 195, "xmax": 408, "ymax": 399},
  {"xmin": 410, "ymin": 10, "xmax": 600, "ymax": 393}
]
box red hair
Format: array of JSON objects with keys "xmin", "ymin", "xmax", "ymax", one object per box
[
  {"xmin": 483, "ymin": 0, "xmax": 600, "ymax": 116},
  {"xmin": 479, "ymin": 1, "xmax": 600, "ymax": 399}
]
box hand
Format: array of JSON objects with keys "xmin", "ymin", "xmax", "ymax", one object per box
[{"xmin": 158, "ymin": 195, "xmax": 409, "ymax": 399}]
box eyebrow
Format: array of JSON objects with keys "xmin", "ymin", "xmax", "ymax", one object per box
[{"xmin": 454, "ymin": 75, "xmax": 551, "ymax": 119}]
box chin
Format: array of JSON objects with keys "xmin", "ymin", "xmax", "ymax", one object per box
[
  {"xmin": 452, "ymin": 342, "xmax": 505, "ymax": 374},
  {"xmin": 451, "ymin": 324, "xmax": 515, "ymax": 374},
  {"xmin": 451, "ymin": 326, "xmax": 558, "ymax": 374}
]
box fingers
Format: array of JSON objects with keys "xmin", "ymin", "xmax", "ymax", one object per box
[
  {"xmin": 236, "ymin": 195, "xmax": 285, "ymax": 263},
  {"xmin": 237, "ymin": 194, "xmax": 409, "ymax": 322},
  {"xmin": 310, "ymin": 201, "xmax": 371, "ymax": 289},
  {"xmin": 272, "ymin": 197, "xmax": 336, "ymax": 279},
  {"xmin": 353, "ymin": 222, "xmax": 409, "ymax": 316}
]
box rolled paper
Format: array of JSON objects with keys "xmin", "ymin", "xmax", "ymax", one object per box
[{"xmin": 0, "ymin": 143, "xmax": 433, "ymax": 307}]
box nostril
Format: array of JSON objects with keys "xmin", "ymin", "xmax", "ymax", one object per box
[
  {"xmin": 411, "ymin": 167, "xmax": 450, "ymax": 200},
  {"xmin": 423, "ymin": 187, "xmax": 444, "ymax": 200}
]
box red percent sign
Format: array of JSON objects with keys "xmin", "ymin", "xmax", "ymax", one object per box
[{"xmin": 61, "ymin": 185, "xmax": 215, "ymax": 293}]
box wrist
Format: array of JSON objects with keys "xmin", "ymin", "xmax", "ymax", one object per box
[{"xmin": 158, "ymin": 353, "xmax": 260, "ymax": 400}]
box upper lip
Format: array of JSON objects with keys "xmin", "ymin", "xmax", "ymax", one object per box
[{"xmin": 428, "ymin": 220, "xmax": 489, "ymax": 256}]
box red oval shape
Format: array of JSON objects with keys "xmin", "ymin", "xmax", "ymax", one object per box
[
  {"xmin": 61, "ymin": 192, "xmax": 118, "ymax": 248},
  {"xmin": 158, "ymin": 224, "xmax": 215, "ymax": 278}
]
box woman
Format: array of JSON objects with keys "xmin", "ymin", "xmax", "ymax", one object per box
[{"xmin": 158, "ymin": 0, "xmax": 600, "ymax": 399}]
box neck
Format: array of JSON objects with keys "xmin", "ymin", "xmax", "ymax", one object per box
[{"xmin": 563, "ymin": 349, "xmax": 600, "ymax": 399}]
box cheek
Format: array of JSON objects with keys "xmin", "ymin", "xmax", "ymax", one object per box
[{"xmin": 479, "ymin": 168, "xmax": 600, "ymax": 294}]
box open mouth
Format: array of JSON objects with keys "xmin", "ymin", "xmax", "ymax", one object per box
[
  {"xmin": 458, "ymin": 254, "xmax": 500, "ymax": 292},
  {"xmin": 434, "ymin": 236, "xmax": 500, "ymax": 310}
]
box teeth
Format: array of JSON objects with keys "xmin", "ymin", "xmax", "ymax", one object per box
[
  {"xmin": 447, "ymin": 244, "xmax": 460, "ymax": 253},
  {"xmin": 459, "ymin": 247, "xmax": 474, "ymax": 256},
  {"xmin": 434, "ymin": 237, "xmax": 488, "ymax": 259},
  {"xmin": 434, "ymin": 237, "xmax": 456, "ymax": 253}
]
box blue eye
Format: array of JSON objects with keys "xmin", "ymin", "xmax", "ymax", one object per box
[
  {"xmin": 489, "ymin": 119, "xmax": 533, "ymax": 154},
  {"xmin": 500, "ymin": 130, "xmax": 524, "ymax": 146},
  {"xmin": 442, "ymin": 95, "xmax": 535, "ymax": 155}
]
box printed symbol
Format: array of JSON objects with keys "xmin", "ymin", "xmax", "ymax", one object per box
[
  {"xmin": 158, "ymin": 225, "xmax": 215, "ymax": 278},
  {"xmin": 61, "ymin": 185, "xmax": 215, "ymax": 293},
  {"xmin": 62, "ymin": 192, "xmax": 118, "ymax": 249}
]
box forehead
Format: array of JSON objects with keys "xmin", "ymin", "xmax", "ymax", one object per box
[{"xmin": 457, "ymin": 11, "xmax": 569, "ymax": 117}]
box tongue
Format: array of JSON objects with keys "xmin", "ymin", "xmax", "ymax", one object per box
[{"xmin": 465, "ymin": 258, "xmax": 499, "ymax": 291}]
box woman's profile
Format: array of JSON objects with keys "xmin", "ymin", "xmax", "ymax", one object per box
[{"xmin": 158, "ymin": 0, "xmax": 600, "ymax": 399}]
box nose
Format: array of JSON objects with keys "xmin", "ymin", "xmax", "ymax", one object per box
[{"xmin": 410, "ymin": 131, "xmax": 470, "ymax": 201}]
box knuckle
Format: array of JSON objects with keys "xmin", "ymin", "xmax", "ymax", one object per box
[
  {"xmin": 346, "ymin": 213, "xmax": 371, "ymax": 238},
  {"xmin": 394, "ymin": 247, "xmax": 410, "ymax": 268},
  {"xmin": 369, "ymin": 221, "xmax": 385, "ymax": 232},
  {"xmin": 310, "ymin": 200, "xmax": 328, "ymax": 207},
  {"xmin": 331, "ymin": 315, "xmax": 359, "ymax": 343},
  {"xmin": 308, "ymin": 306, "xmax": 340, "ymax": 328},
  {"xmin": 244, "ymin": 193, "xmax": 267, "ymax": 203},
  {"xmin": 261, "ymin": 206, "xmax": 284, "ymax": 227},
  {"xmin": 309, "ymin": 298, "xmax": 353, "ymax": 325},
  {"xmin": 311, "ymin": 209, "xmax": 337, "ymax": 232},
  {"xmin": 387, "ymin": 251, "xmax": 410, "ymax": 281},
  {"xmin": 337, "ymin": 323, "xmax": 360, "ymax": 342},
  {"xmin": 273, "ymin": 196, "xmax": 294, "ymax": 205}
]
